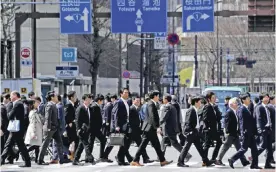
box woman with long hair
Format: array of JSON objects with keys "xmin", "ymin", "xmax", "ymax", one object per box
[{"xmin": 24, "ymin": 98, "xmax": 44, "ymax": 163}]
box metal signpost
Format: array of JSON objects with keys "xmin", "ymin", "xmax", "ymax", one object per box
[
  {"xmin": 154, "ymin": 32, "xmax": 167, "ymax": 49},
  {"xmin": 56, "ymin": 66, "xmax": 79, "ymax": 78},
  {"xmin": 182, "ymin": 0, "xmax": 214, "ymax": 32},
  {"xmin": 60, "ymin": 0, "xmax": 92, "ymax": 34},
  {"xmin": 61, "ymin": 47, "xmax": 78, "ymax": 62},
  {"xmin": 111, "ymin": 0, "xmax": 167, "ymax": 33}
]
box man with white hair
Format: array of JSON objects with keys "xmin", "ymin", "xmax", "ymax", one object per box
[{"xmin": 215, "ymin": 97, "xmax": 249, "ymax": 167}]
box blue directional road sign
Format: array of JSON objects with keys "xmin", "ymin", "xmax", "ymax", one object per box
[
  {"xmin": 61, "ymin": 47, "xmax": 78, "ymax": 62},
  {"xmin": 111, "ymin": 0, "xmax": 167, "ymax": 33},
  {"xmin": 60, "ymin": 0, "xmax": 92, "ymax": 34},
  {"xmin": 182, "ymin": 0, "xmax": 214, "ymax": 32}
]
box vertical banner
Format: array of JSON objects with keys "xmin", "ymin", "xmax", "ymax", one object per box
[{"xmin": 20, "ymin": 41, "xmax": 33, "ymax": 78}]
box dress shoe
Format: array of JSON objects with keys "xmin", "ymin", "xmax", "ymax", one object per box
[
  {"xmin": 37, "ymin": 161, "xmax": 49, "ymax": 165},
  {"xmin": 228, "ymin": 159, "xmax": 234, "ymax": 169},
  {"xmin": 99, "ymin": 158, "xmax": 113, "ymax": 163},
  {"xmin": 19, "ymin": 164, "xmax": 31, "ymax": 167},
  {"xmin": 130, "ymin": 161, "xmax": 143, "ymax": 166},
  {"xmin": 270, "ymin": 160, "xmax": 276, "ymax": 164},
  {"xmin": 184, "ymin": 154, "xmax": 192, "ymax": 163},
  {"xmin": 118, "ymin": 162, "xmax": 129, "ymax": 166},
  {"xmin": 143, "ymin": 159, "xmax": 154, "ymax": 164},
  {"xmin": 215, "ymin": 160, "xmax": 225, "ymax": 166},
  {"xmin": 49, "ymin": 160, "xmax": 59, "ymax": 164},
  {"xmin": 250, "ymin": 166, "xmax": 262, "ymax": 169},
  {"xmin": 160, "ymin": 160, "xmax": 173, "ymax": 167},
  {"xmin": 177, "ymin": 162, "xmax": 189, "ymax": 167},
  {"xmin": 91, "ymin": 160, "xmax": 96, "ymax": 165},
  {"xmin": 72, "ymin": 161, "xmax": 84, "ymax": 166},
  {"xmin": 264, "ymin": 165, "xmax": 275, "ymax": 169},
  {"xmin": 202, "ymin": 161, "xmax": 214, "ymax": 167},
  {"xmin": 242, "ymin": 161, "xmax": 250, "ymax": 167}
]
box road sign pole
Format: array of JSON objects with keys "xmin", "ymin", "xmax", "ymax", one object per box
[
  {"xmin": 219, "ymin": 47, "xmax": 223, "ymax": 86},
  {"xmin": 226, "ymin": 48, "xmax": 230, "ymax": 86},
  {"xmin": 194, "ymin": 35, "xmax": 198, "ymax": 87},
  {"xmin": 32, "ymin": 0, "xmax": 37, "ymax": 78}
]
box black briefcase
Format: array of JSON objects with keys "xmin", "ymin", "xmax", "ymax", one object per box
[{"xmin": 109, "ymin": 133, "xmax": 125, "ymax": 146}]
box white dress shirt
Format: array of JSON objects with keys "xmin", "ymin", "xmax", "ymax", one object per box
[
  {"xmin": 121, "ymin": 98, "xmax": 129, "ymax": 116},
  {"xmin": 262, "ymin": 103, "xmax": 272, "ymax": 127},
  {"xmin": 84, "ymin": 104, "xmax": 90, "ymax": 120}
]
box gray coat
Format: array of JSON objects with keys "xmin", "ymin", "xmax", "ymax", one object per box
[
  {"xmin": 43, "ymin": 101, "xmax": 59, "ymax": 132},
  {"xmin": 160, "ymin": 103, "xmax": 180, "ymax": 136}
]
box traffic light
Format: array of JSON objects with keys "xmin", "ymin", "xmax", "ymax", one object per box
[
  {"xmin": 248, "ymin": 0, "xmax": 275, "ymax": 32},
  {"xmin": 236, "ymin": 57, "xmax": 247, "ymax": 65},
  {"xmin": 126, "ymin": 80, "xmax": 129, "ymax": 89}
]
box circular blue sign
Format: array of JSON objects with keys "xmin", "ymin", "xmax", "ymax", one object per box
[
  {"xmin": 168, "ymin": 33, "xmax": 179, "ymax": 45},
  {"xmin": 186, "ymin": 79, "xmax": 190, "ymax": 83},
  {"xmin": 122, "ymin": 71, "xmax": 130, "ymax": 79}
]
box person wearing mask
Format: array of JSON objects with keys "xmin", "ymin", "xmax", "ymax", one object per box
[
  {"xmin": 37, "ymin": 91, "xmax": 65, "ymax": 165},
  {"xmin": 160, "ymin": 94, "xmax": 182, "ymax": 157},
  {"xmin": 73, "ymin": 94, "xmax": 95, "ymax": 165},
  {"xmin": 64, "ymin": 91, "xmax": 78, "ymax": 160},
  {"xmin": 24, "ymin": 98, "xmax": 43, "ymax": 163},
  {"xmin": 254, "ymin": 93, "xmax": 274, "ymax": 169},
  {"xmin": 1, "ymin": 91, "xmax": 31, "ymax": 167},
  {"xmin": 202, "ymin": 92, "xmax": 222, "ymax": 166},
  {"xmin": 267, "ymin": 95, "xmax": 275, "ymax": 164},
  {"xmin": 178, "ymin": 96, "xmax": 212, "ymax": 167},
  {"xmin": 228, "ymin": 94, "xmax": 261, "ymax": 169},
  {"xmin": 126, "ymin": 96, "xmax": 153, "ymax": 164},
  {"xmin": 215, "ymin": 97, "xmax": 249, "ymax": 167},
  {"xmin": 50, "ymin": 95, "xmax": 69, "ymax": 164},
  {"xmin": 130, "ymin": 90, "xmax": 172, "ymax": 167}
]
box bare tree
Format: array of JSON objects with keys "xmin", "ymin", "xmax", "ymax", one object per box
[{"xmin": 1, "ymin": 1, "xmax": 20, "ymax": 78}]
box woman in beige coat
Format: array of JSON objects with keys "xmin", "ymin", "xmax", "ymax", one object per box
[{"xmin": 24, "ymin": 98, "xmax": 43, "ymax": 163}]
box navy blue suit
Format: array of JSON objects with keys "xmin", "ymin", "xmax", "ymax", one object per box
[{"xmin": 230, "ymin": 105, "xmax": 258, "ymax": 167}]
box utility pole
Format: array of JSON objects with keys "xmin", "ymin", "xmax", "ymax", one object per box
[
  {"xmin": 32, "ymin": 0, "xmax": 37, "ymax": 78},
  {"xmin": 194, "ymin": 35, "xmax": 198, "ymax": 87},
  {"xmin": 118, "ymin": 34, "xmax": 122, "ymax": 94},
  {"xmin": 226, "ymin": 48, "xmax": 230, "ymax": 86},
  {"xmin": 219, "ymin": 47, "xmax": 223, "ymax": 86},
  {"xmin": 144, "ymin": 34, "xmax": 149, "ymax": 94},
  {"xmin": 140, "ymin": 34, "xmax": 144, "ymax": 97}
]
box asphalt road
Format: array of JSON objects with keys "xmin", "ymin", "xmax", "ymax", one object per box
[{"xmin": 1, "ymin": 143, "xmax": 275, "ymax": 172}]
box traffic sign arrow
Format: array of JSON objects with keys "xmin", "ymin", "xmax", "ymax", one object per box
[
  {"xmin": 201, "ymin": 13, "xmax": 210, "ymax": 20},
  {"xmin": 81, "ymin": 7, "xmax": 89, "ymax": 31},
  {"xmin": 186, "ymin": 15, "xmax": 194, "ymax": 31},
  {"xmin": 136, "ymin": 9, "xmax": 142, "ymax": 18},
  {"xmin": 65, "ymin": 15, "xmax": 74, "ymax": 21}
]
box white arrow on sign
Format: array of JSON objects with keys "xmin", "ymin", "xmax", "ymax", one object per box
[
  {"xmin": 65, "ymin": 15, "xmax": 74, "ymax": 21},
  {"xmin": 81, "ymin": 7, "xmax": 89, "ymax": 31},
  {"xmin": 186, "ymin": 15, "xmax": 194, "ymax": 31},
  {"xmin": 136, "ymin": 9, "xmax": 143, "ymax": 32},
  {"xmin": 201, "ymin": 13, "xmax": 210, "ymax": 20}
]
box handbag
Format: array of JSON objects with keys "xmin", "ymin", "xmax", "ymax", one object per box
[
  {"xmin": 109, "ymin": 133, "xmax": 125, "ymax": 146},
  {"xmin": 7, "ymin": 118, "xmax": 20, "ymax": 132}
]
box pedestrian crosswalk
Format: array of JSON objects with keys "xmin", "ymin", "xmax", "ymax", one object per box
[{"xmin": 2, "ymin": 161, "xmax": 270, "ymax": 171}]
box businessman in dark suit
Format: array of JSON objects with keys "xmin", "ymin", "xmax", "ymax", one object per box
[
  {"xmin": 160, "ymin": 94, "xmax": 182, "ymax": 156},
  {"xmin": 254, "ymin": 93, "xmax": 274, "ymax": 169},
  {"xmin": 202, "ymin": 92, "xmax": 222, "ymax": 164},
  {"xmin": 1, "ymin": 95, "xmax": 9, "ymax": 153},
  {"xmin": 130, "ymin": 90, "xmax": 172, "ymax": 167},
  {"xmin": 178, "ymin": 96, "xmax": 212, "ymax": 167},
  {"xmin": 64, "ymin": 91, "xmax": 78, "ymax": 157},
  {"xmin": 89, "ymin": 94, "xmax": 107, "ymax": 162},
  {"xmin": 229, "ymin": 94, "xmax": 261, "ymax": 169},
  {"xmin": 102, "ymin": 94, "xmax": 117, "ymax": 137},
  {"xmin": 216, "ymin": 97, "xmax": 249, "ymax": 166},
  {"xmin": 267, "ymin": 95, "xmax": 275, "ymax": 164},
  {"xmin": 112, "ymin": 88, "xmax": 133, "ymax": 165},
  {"xmin": 126, "ymin": 96, "xmax": 153, "ymax": 163},
  {"xmin": 1, "ymin": 91, "xmax": 31, "ymax": 167},
  {"xmin": 38, "ymin": 91, "xmax": 65, "ymax": 165},
  {"xmin": 73, "ymin": 94, "xmax": 95, "ymax": 165}
]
